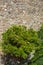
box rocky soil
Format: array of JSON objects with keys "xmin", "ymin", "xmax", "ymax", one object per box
[{"xmin": 0, "ymin": 0, "xmax": 43, "ymax": 40}]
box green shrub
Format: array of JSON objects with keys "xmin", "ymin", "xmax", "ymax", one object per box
[{"xmin": 2, "ymin": 25, "xmax": 41, "ymax": 59}]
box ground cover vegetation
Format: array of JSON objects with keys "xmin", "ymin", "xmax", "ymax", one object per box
[{"xmin": 2, "ymin": 24, "xmax": 43, "ymax": 65}]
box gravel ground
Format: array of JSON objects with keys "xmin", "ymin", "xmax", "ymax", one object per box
[{"xmin": 0, "ymin": 0, "xmax": 43, "ymax": 36}]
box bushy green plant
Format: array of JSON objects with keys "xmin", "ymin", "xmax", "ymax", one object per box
[{"xmin": 2, "ymin": 25, "xmax": 41, "ymax": 59}]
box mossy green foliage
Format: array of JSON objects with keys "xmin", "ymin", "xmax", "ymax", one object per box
[
  {"xmin": 29, "ymin": 49, "xmax": 43, "ymax": 65},
  {"xmin": 2, "ymin": 25, "xmax": 41, "ymax": 59},
  {"xmin": 38, "ymin": 24, "xmax": 43, "ymax": 39},
  {"xmin": 38, "ymin": 24, "xmax": 43, "ymax": 47},
  {"xmin": 29, "ymin": 24, "xmax": 43, "ymax": 65},
  {"xmin": 29, "ymin": 57, "xmax": 43, "ymax": 65}
]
